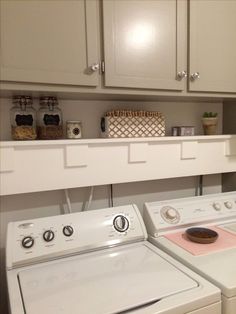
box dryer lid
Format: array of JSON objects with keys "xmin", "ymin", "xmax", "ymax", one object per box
[{"xmin": 18, "ymin": 243, "xmax": 198, "ymax": 314}]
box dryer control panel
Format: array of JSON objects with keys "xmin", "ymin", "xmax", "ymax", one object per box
[
  {"xmin": 7, "ymin": 204, "xmax": 147, "ymax": 269},
  {"xmin": 143, "ymin": 192, "xmax": 236, "ymax": 236}
]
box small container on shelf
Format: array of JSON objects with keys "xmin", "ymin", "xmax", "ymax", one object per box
[
  {"xmin": 37, "ymin": 96, "xmax": 63, "ymax": 140},
  {"xmin": 66, "ymin": 121, "xmax": 82, "ymax": 139},
  {"xmin": 172, "ymin": 126, "xmax": 195, "ymax": 136},
  {"xmin": 10, "ymin": 96, "xmax": 37, "ymax": 140}
]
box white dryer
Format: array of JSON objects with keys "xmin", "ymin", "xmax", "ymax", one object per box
[
  {"xmin": 6, "ymin": 204, "xmax": 221, "ymax": 314},
  {"xmin": 144, "ymin": 191, "xmax": 236, "ymax": 314}
]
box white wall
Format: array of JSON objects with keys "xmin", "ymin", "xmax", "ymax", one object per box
[{"xmin": 0, "ymin": 98, "xmax": 223, "ymax": 313}]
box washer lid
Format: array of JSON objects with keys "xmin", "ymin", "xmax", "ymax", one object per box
[{"xmin": 18, "ymin": 243, "xmax": 198, "ymax": 314}]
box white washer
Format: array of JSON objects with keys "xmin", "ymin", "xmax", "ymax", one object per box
[
  {"xmin": 144, "ymin": 191, "xmax": 236, "ymax": 314},
  {"xmin": 6, "ymin": 204, "xmax": 221, "ymax": 314}
]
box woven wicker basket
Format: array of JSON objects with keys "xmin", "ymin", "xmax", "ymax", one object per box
[{"xmin": 101, "ymin": 111, "xmax": 165, "ymax": 138}]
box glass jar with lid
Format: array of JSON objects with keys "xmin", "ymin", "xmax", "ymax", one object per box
[
  {"xmin": 10, "ymin": 96, "xmax": 37, "ymax": 140},
  {"xmin": 37, "ymin": 96, "xmax": 63, "ymax": 140}
]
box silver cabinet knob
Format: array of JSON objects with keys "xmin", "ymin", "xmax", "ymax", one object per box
[
  {"xmin": 190, "ymin": 72, "xmax": 200, "ymax": 81},
  {"xmin": 177, "ymin": 71, "xmax": 187, "ymax": 80},
  {"xmin": 90, "ymin": 63, "xmax": 100, "ymax": 72}
]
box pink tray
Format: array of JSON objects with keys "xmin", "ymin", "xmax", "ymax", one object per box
[{"xmin": 165, "ymin": 226, "xmax": 236, "ymax": 256}]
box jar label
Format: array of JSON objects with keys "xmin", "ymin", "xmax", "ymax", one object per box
[
  {"xmin": 73, "ymin": 127, "xmax": 80, "ymax": 135},
  {"xmin": 43, "ymin": 114, "xmax": 60, "ymax": 126},
  {"xmin": 15, "ymin": 114, "xmax": 33, "ymax": 126}
]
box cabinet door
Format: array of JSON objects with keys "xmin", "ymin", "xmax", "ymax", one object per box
[
  {"xmin": 103, "ymin": 0, "xmax": 187, "ymax": 90},
  {"xmin": 189, "ymin": 0, "xmax": 236, "ymax": 93},
  {"xmin": 0, "ymin": 0, "xmax": 99, "ymax": 86}
]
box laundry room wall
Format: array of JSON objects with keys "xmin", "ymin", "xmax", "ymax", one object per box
[
  {"xmin": 0, "ymin": 98, "xmax": 223, "ymax": 140},
  {"xmin": 0, "ymin": 97, "xmax": 223, "ymax": 313},
  {"xmin": 222, "ymin": 101, "xmax": 236, "ymax": 192}
]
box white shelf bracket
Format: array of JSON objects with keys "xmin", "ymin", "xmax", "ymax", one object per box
[
  {"xmin": 0, "ymin": 147, "xmax": 15, "ymax": 173},
  {"xmin": 181, "ymin": 141, "xmax": 198, "ymax": 160},
  {"xmin": 65, "ymin": 144, "xmax": 89, "ymax": 167},
  {"xmin": 225, "ymin": 138, "xmax": 236, "ymax": 156},
  {"xmin": 129, "ymin": 143, "xmax": 148, "ymax": 163}
]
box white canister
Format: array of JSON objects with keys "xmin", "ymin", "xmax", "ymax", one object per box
[{"xmin": 66, "ymin": 121, "xmax": 82, "ymax": 139}]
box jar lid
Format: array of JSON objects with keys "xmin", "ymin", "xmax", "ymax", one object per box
[
  {"xmin": 40, "ymin": 96, "xmax": 58, "ymax": 106},
  {"xmin": 13, "ymin": 95, "xmax": 32, "ymax": 105},
  {"xmin": 67, "ymin": 120, "xmax": 81, "ymax": 123}
]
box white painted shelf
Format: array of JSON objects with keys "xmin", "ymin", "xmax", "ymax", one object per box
[{"xmin": 1, "ymin": 135, "xmax": 236, "ymax": 195}]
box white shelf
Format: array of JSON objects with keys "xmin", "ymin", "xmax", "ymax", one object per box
[{"xmin": 1, "ymin": 135, "xmax": 236, "ymax": 195}]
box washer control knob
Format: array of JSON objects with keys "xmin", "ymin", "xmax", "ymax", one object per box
[
  {"xmin": 113, "ymin": 215, "xmax": 129, "ymax": 233},
  {"xmin": 224, "ymin": 201, "xmax": 233, "ymax": 209},
  {"xmin": 63, "ymin": 225, "xmax": 74, "ymax": 237},
  {"xmin": 213, "ymin": 202, "xmax": 221, "ymax": 211},
  {"xmin": 43, "ymin": 230, "xmax": 55, "ymax": 242},
  {"xmin": 22, "ymin": 236, "xmax": 34, "ymax": 249}
]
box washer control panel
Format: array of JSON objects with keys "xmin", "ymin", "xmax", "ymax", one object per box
[
  {"xmin": 143, "ymin": 192, "xmax": 236, "ymax": 235},
  {"xmin": 7, "ymin": 204, "xmax": 146, "ymax": 269}
]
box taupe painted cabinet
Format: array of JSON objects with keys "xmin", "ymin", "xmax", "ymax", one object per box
[
  {"xmin": 1, "ymin": 0, "xmax": 236, "ymax": 94},
  {"xmin": 189, "ymin": 0, "xmax": 236, "ymax": 93},
  {"xmin": 103, "ymin": 0, "xmax": 187, "ymax": 91},
  {"xmin": 0, "ymin": 0, "xmax": 99, "ymax": 86}
]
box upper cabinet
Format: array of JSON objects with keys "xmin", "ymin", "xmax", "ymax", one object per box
[
  {"xmin": 189, "ymin": 0, "xmax": 236, "ymax": 93},
  {"xmin": 0, "ymin": 0, "xmax": 236, "ymax": 96},
  {"xmin": 0, "ymin": 0, "xmax": 99, "ymax": 86},
  {"xmin": 102, "ymin": 0, "xmax": 187, "ymax": 91}
]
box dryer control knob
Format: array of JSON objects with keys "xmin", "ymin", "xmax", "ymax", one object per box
[
  {"xmin": 43, "ymin": 230, "xmax": 55, "ymax": 242},
  {"xmin": 160, "ymin": 206, "xmax": 180, "ymax": 224},
  {"xmin": 63, "ymin": 225, "xmax": 74, "ymax": 237},
  {"xmin": 22, "ymin": 236, "xmax": 34, "ymax": 249},
  {"xmin": 165, "ymin": 208, "xmax": 178, "ymax": 220},
  {"xmin": 224, "ymin": 201, "xmax": 233, "ymax": 209},
  {"xmin": 213, "ymin": 202, "xmax": 221, "ymax": 211},
  {"xmin": 113, "ymin": 215, "xmax": 129, "ymax": 233}
]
